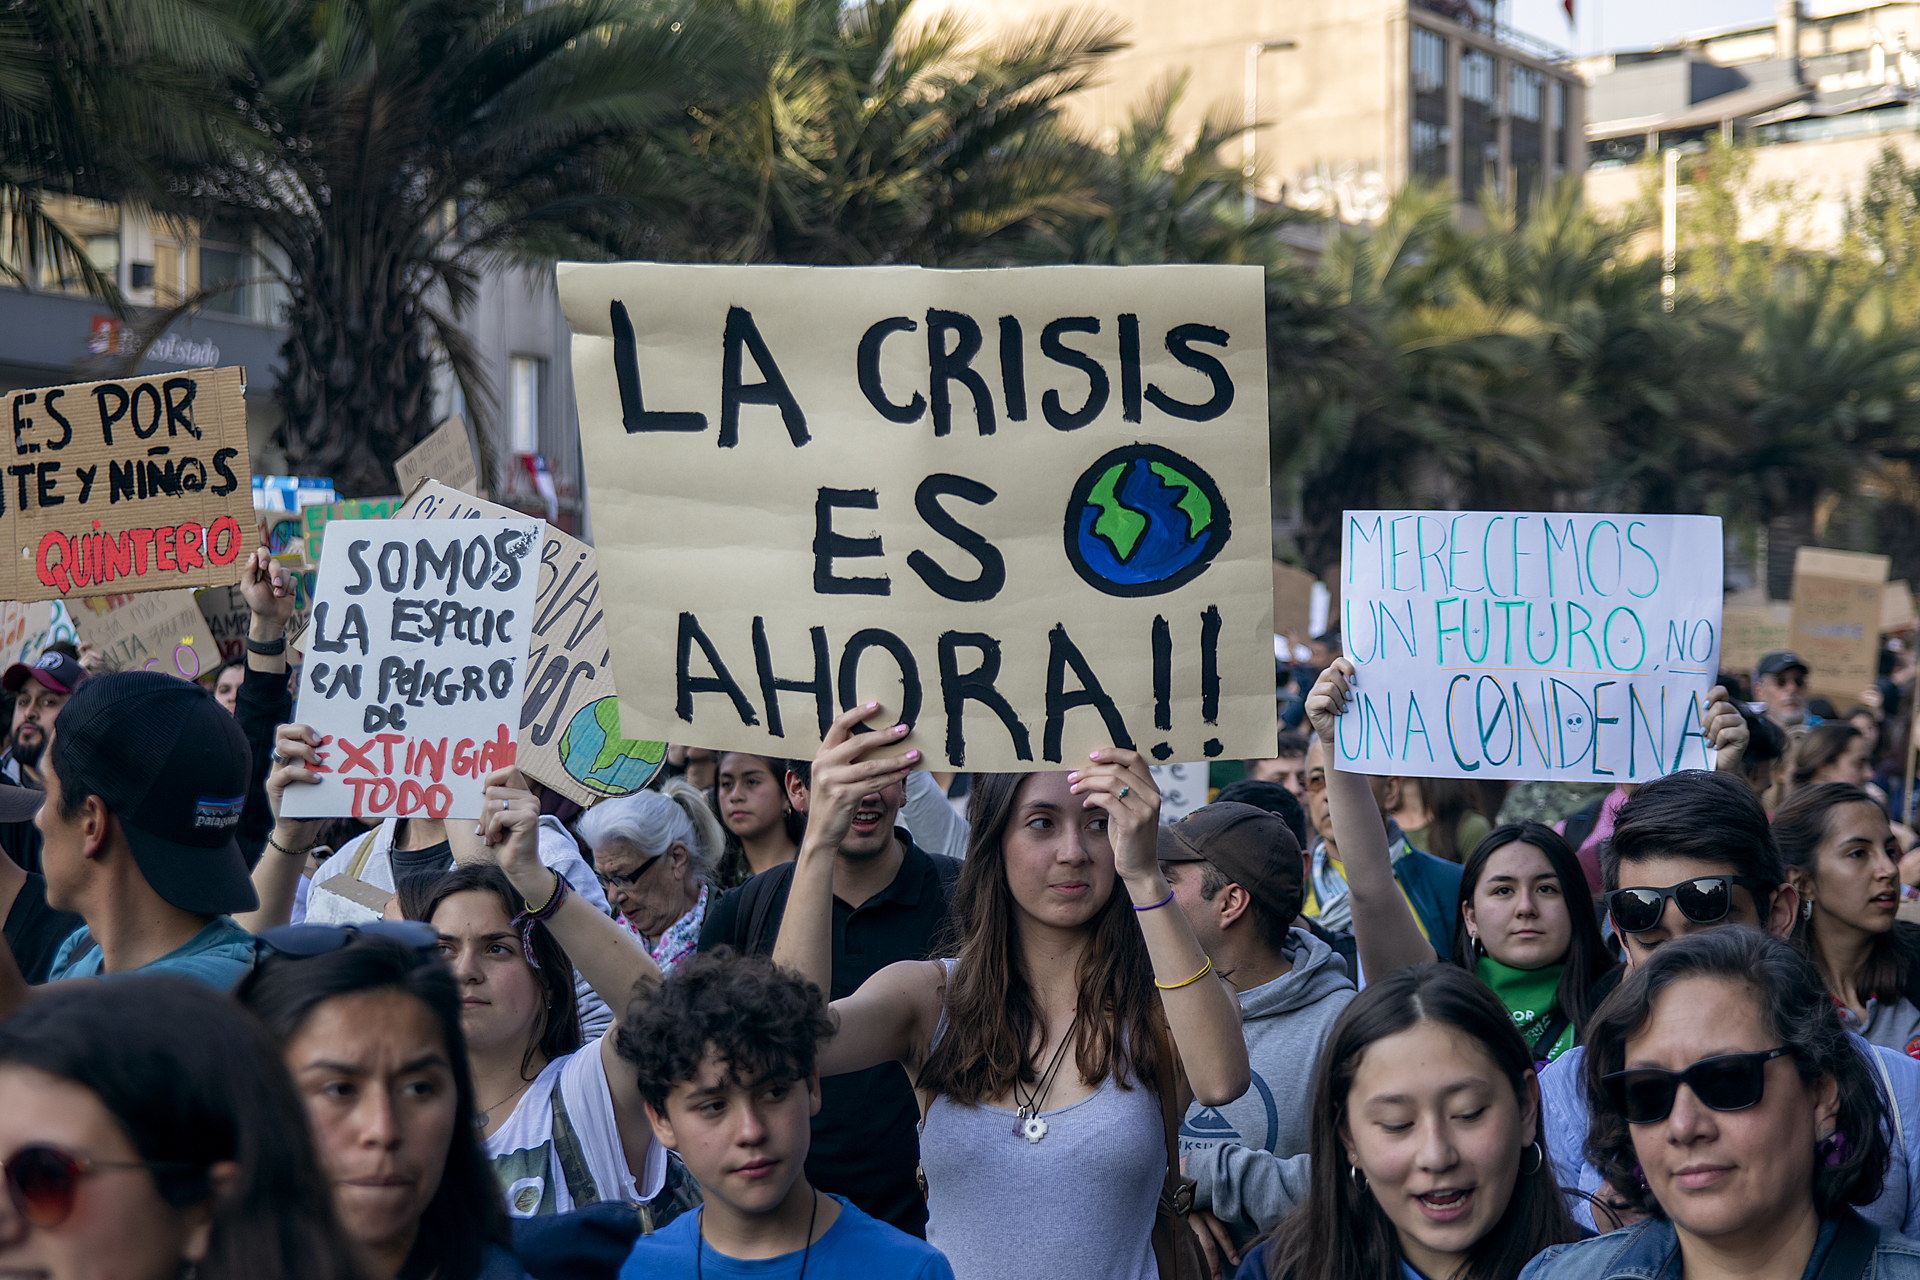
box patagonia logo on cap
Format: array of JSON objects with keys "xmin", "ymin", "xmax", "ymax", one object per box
[{"xmin": 192, "ymin": 794, "xmax": 245, "ymax": 830}]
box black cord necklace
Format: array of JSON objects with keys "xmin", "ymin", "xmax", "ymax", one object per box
[
  {"xmin": 695, "ymin": 1186, "xmax": 820, "ymax": 1280},
  {"xmin": 1011, "ymin": 1011, "xmax": 1080, "ymax": 1144}
]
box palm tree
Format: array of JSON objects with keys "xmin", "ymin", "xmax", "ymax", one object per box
[
  {"xmin": 180, "ymin": 0, "xmax": 733, "ymax": 496},
  {"xmin": 1, "ymin": 0, "xmax": 242, "ymax": 304},
  {"xmin": 1722, "ymin": 262, "xmax": 1920, "ymax": 596},
  {"xmin": 648, "ymin": 0, "xmax": 1124, "ymax": 266},
  {"xmin": 1004, "ymin": 72, "xmax": 1308, "ymax": 268}
]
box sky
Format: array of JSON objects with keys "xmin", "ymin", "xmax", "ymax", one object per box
[{"xmin": 1506, "ymin": 0, "xmax": 1784, "ymax": 57}]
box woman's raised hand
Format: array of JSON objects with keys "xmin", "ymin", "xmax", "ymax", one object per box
[
  {"xmin": 1304, "ymin": 657, "xmax": 1356, "ymax": 747},
  {"xmin": 480, "ymin": 767, "xmax": 543, "ymax": 874},
  {"xmin": 266, "ymin": 722, "xmax": 326, "ymax": 834},
  {"xmin": 1068, "ymin": 747, "xmax": 1161, "ymax": 888}
]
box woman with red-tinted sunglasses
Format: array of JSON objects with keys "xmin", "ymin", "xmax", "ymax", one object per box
[{"xmin": 0, "ymin": 975, "xmax": 360, "ymax": 1280}]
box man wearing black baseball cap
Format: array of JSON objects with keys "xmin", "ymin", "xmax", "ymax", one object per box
[
  {"xmin": 1, "ymin": 644, "xmax": 88, "ymax": 790},
  {"xmin": 0, "ymin": 671, "xmax": 257, "ymax": 1013},
  {"xmin": 1754, "ymin": 650, "xmax": 1815, "ymax": 728},
  {"xmin": 1158, "ymin": 802, "xmax": 1355, "ymax": 1263}
]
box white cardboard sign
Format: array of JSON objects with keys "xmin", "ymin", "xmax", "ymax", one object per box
[
  {"xmin": 1335, "ymin": 511, "xmax": 1723, "ymax": 782},
  {"xmin": 285, "ymin": 518, "xmax": 543, "ymax": 820}
]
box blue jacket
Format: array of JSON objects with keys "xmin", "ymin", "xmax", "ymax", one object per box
[
  {"xmin": 1518, "ymin": 1214, "xmax": 1920, "ymax": 1280},
  {"xmin": 1394, "ymin": 848, "xmax": 1465, "ymax": 959},
  {"xmin": 1541, "ymin": 1037, "xmax": 1920, "ymax": 1237}
]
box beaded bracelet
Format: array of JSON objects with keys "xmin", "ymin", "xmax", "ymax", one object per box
[
  {"xmin": 265, "ymin": 832, "xmax": 310, "ymax": 858},
  {"xmin": 1155, "ymin": 957, "xmax": 1213, "ymax": 991}
]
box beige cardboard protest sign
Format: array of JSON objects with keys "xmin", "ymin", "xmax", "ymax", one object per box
[
  {"xmin": 394, "ymin": 416, "xmax": 478, "ymax": 497},
  {"xmin": 1722, "ymin": 603, "xmax": 1793, "ymax": 676},
  {"xmin": 1272, "ymin": 561, "xmax": 1317, "ymax": 645},
  {"xmin": 70, "ymin": 589, "xmax": 221, "ymax": 680},
  {"xmin": 558, "ymin": 262, "xmax": 1274, "ymax": 772},
  {"xmin": 1790, "ymin": 547, "xmax": 1888, "ymax": 702},
  {"xmin": 398, "ymin": 480, "xmax": 666, "ymax": 806},
  {"xmin": 4, "ymin": 367, "xmax": 252, "ymax": 602},
  {"xmin": 1884, "ymin": 580, "xmax": 1917, "ymax": 634},
  {"xmin": 195, "ymin": 585, "xmax": 251, "ymax": 662}
]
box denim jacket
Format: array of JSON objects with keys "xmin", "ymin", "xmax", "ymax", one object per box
[{"xmin": 1517, "ymin": 1216, "xmax": 1920, "ymax": 1280}]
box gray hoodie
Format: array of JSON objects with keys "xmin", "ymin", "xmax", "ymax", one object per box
[{"xmin": 1181, "ymin": 925, "xmax": 1354, "ymax": 1241}]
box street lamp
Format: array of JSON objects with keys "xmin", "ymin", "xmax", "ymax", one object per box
[{"xmin": 1244, "ymin": 38, "xmax": 1298, "ymax": 222}]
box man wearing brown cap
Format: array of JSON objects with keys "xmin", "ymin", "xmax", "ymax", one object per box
[{"xmin": 1159, "ymin": 801, "xmax": 1354, "ymax": 1264}]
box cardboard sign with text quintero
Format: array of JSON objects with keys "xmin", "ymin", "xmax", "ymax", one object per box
[
  {"xmin": 283, "ymin": 518, "xmax": 543, "ymax": 821},
  {"xmin": 558, "ymin": 262, "xmax": 1275, "ymax": 772},
  {"xmin": 70, "ymin": 590, "xmax": 221, "ymax": 680},
  {"xmin": 397, "ymin": 480, "xmax": 667, "ymax": 807},
  {"xmin": 1335, "ymin": 511, "xmax": 1724, "ymax": 781},
  {"xmin": 5, "ymin": 368, "xmax": 253, "ymax": 602}
]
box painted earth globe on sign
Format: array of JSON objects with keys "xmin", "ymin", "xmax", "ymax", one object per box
[
  {"xmin": 1063, "ymin": 444, "xmax": 1232, "ymax": 597},
  {"xmin": 557, "ymin": 697, "xmax": 667, "ymax": 797}
]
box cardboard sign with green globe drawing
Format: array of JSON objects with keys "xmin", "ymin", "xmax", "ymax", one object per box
[
  {"xmin": 397, "ymin": 480, "xmax": 665, "ymax": 806},
  {"xmin": 558, "ymin": 262, "xmax": 1274, "ymax": 773}
]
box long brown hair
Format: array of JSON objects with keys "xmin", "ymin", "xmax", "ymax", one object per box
[
  {"xmin": 1774, "ymin": 782, "xmax": 1914, "ymax": 1005},
  {"xmin": 916, "ymin": 771, "xmax": 1168, "ymax": 1104}
]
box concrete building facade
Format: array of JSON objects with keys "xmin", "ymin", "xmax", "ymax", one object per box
[
  {"xmin": 1580, "ymin": 1, "xmax": 1920, "ymax": 250},
  {"xmin": 929, "ymin": 0, "xmax": 1585, "ymax": 220}
]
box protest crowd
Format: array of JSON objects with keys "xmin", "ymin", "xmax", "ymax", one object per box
[{"xmin": 13, "ymin": 270, "xmax": 1920, "ymax": 1280}]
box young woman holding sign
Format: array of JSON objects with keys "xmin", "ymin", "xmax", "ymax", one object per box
[
  {"xmin": 773, "ymin": 704, "xmax": 1249, "ymax": 1280},
  {"xmin": 1302, "ymin": 658, "xmax": 1751, "ymax": 986}
]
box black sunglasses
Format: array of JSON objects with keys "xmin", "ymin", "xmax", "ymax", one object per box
[
  {"xmin": 255, "ymin": 920, "xmax": 438, "ymax": 958},
  {"xmin": 1601, "ymin": 1048, "xmax": 1792, "ymax": 1124},
  {"xmin": 4, "ymin": 1144, "xmax": 200, "ymax": 1228},
  {"xmin": 595, "ymin": 854, "xmax": 663, "ymax": 890},
  {"xmin": 1604, "ymin": 876, "xmax": 1776, "ymax": 934}
]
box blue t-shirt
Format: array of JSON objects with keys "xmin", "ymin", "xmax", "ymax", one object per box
[
  {"xmin": 48, "ymin": 916, "xmax": 254, "ymax": 990},
  {"xmin": 620, "ymin": 1194, "xmax": 953, "ymax": 1280}
]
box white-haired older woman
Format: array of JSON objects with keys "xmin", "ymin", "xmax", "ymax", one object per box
[{"xmin": 576, "ymin": 779, "xmax": 724, "ymax": 972}]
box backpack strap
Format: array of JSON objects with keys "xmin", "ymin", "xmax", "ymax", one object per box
[
  {"xmin": 742, "ymin": 862, "xmax": 799, "ymax": 957},
  {"xmin": 1529, "ymin": 1007, "xmax": 1573, "ymax": 1063},
  {"xmin": 345, "ymin": 830, "xmax": 378, "ymax": 881},
  {"xmin": 1815, "ymin": 1207, "xmax": 1880, "ymax": 1280}
]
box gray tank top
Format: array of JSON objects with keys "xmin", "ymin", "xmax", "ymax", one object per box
[{"xmin": 918, "ymin": 960, "xmax": 1163, "ymax": 1280}]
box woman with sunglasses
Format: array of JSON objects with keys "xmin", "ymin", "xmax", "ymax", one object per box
[
  {"xmin": 408, "ymin": 770, "xmax": 681, "ymax": 1222},
  {"xmin": 575, "ymin": 779, "xmax": 724, "ymax": 973},
  {"xmin": 238, "ymin": 924, "xmax": 525, "ymax": 1279},
  {"xmin": 1775, "ymin": 783, "xmax": 1920, "ymax": 1057},
  {"xmin": 0, "ymin": 975, "xmax": 362, "ymax": 1280},
  {"xmin": 249, "ymin": 720, "xmax": 618, "ymax": 1036},
  {"xmin": 1521, "ymin": 928, "xmax": 1920, "ymax": 1280},
  {"xmin": 1451, "ymin": 825, "xmax": 1618, "ymax": 1066},
  {"xmin": 1242, "ymin": 963, "xmax": 1579, "ymax": 1280}
]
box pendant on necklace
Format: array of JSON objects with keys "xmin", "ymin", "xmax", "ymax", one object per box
[
  {"xmin": 1022, "ymin": 1114, "xmax": 1049, "ymax": 1144},
  {"xmin": 1012, "ymin": 1107, "xmax": 1028, "ymax": 1138}
]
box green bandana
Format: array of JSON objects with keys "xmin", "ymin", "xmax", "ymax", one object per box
[{"xmin": 1475, "ymin": 955, "xmax": 1575, "ymax": 1062}]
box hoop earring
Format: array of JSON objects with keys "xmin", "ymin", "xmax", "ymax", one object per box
[
  {"xmin": 1471, "ymin": 933, "xmax": 1486, "ymax": 959},
  {"xmin": 1349, "ymin": 1163, "xmax": 1368, "ymax": 1194},
  {"xmin": 1521, "ymin": 1140, "xmax": 1544, "ymax": 1176}
]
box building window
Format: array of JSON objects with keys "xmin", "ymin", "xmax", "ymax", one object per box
[
  {"xmin": 1510, "ymin": 66, "xmax": 1545, "ymax": 208},
  {"xmin": 1459, "ymin": 48, "xmax": 1498, "ymax": 202},
  {"xmin": 198, "ymin": 218, "xmax": 250, "ymax": 317},
  {"xmin": 1411, "ymin": 28, "xmax": 1451, "ymax": 185},
  {"xmin": 1553, "ymin": 80, "xmax": 1573, "ymax": 176},
  {"xmin": 510, "ymin": 356, "xmax": 543, "ymax": 455}
]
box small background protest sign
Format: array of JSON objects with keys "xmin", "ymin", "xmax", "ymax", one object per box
[
  {"xmin": 70, "ymin": 590, "xmax": 220, "ymax": 680},
  {"xmin": 1789, "ymin": 547, "xmax": 1888, "ymax": 703},
  {"xmin": 559, "ymin": 262, "xmax": 1274, "ymax": 772},
  {"xmin": 303, "ymin": 497, "xmax": 404, "ymax": 563},
  {"xmin": 398, "ymin": 480, "xmax": 666, "ymax": 807},
  {"xmin": 284, "ymin": 517, "xmax": 543, "ymax": 820},
  {"xmin": 1335, "ymin": 511, "xmax": 1723, "ymax": 782},
  {"xmin": 0, "ymin": 600, "xmax": 77, "ymax": 668},
  {"xmin": 5, "ymin": 367, "xmax": 252, "ymax": 602},
  {"xmin": 394, "ymin": 415, "xmax": 479, "ymax": 497}
]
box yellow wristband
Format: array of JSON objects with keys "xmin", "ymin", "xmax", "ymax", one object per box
[{"xmin": 1154, "ymin": 956, "xmax": 1213, "ymax": 991}]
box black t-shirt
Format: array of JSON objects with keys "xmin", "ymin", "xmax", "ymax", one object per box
[
  {"xmin": 697, "ymin": 833, "xmax": 957, "ymax": 1238},
  {"xmin": 5, "ymin": 873, "xmax": 82, "ymax": 985}
]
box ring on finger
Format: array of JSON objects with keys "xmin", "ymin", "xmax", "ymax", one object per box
[{"xmin": 1118, "ymin": 785, "xmax": 1130, "ymax": 799}]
